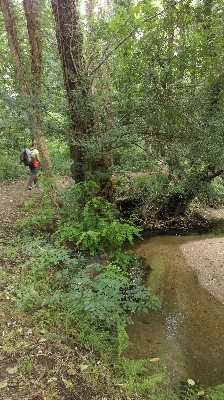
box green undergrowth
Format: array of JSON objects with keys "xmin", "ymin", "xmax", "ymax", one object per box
[{"xmin": 4, "ymin": 178, "xmax": 224, "ymax": 399}]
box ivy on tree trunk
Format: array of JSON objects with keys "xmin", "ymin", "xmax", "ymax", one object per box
[{"xmin": 51, "ymin": 0, "xmax": 114, "ymax": 200}]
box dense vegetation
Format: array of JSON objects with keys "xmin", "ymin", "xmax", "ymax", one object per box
[
  {"xmin": 1, "ymin": 0, "xmax": 224, "ymax": 215},
  {"xmin": 1, "ymin": 0, "xmax": 224, "ymax": 398}
]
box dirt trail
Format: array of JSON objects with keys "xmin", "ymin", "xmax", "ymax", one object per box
[
  {"xmin": 0, "ymin": 180, "xmax": 34, "ymax": 224},
  {"xmin": 0, "ymin": 179, "xmax": 114, "ymax": 400}
]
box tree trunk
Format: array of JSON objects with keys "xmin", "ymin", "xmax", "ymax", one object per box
[
  {"xmin": 0, "ymin": 0, "xmax": 51, "ymax": 170},
  {"xmin": 51, "ymin": 0, "xmax": 88, "ymax": 182},
  {"xmin": 23, "ymin": 0, "xmax": 51, "ymax": 170},
  {"xmin": 51, "ymin": 0, "xmax": 114, "ymax": 199}
]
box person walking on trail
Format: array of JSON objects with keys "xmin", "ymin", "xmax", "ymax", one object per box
[{"xmin": 27, "ymin": 140, "xmax": 40, "ymax": 190}]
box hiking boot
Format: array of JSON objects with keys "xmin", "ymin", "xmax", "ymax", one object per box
[{"xmin": 27, "ymin": 186, "xmax": 32, "ymax": 190}]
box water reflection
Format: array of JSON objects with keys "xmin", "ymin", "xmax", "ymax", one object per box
[
  {"xmin": 165, "ymin": 312, "xmax": 183, "ymax": 340},
  {"xmin": 126, "ymin": 234, "xmax": 224, "ymax": 389}
]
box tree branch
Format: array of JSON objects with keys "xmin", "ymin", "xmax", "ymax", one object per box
[
  {"xmin": 90, "ymin": 10, "xmax": 164, "ymax": 76},
  {"xmin": 204, "ymin": 169, "xmax": 224, "ymax": 181}
]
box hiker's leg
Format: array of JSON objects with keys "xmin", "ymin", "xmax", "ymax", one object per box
[
  {"xmin": 33, "ymin": 169, "xmax": 39, "ymax": 185},
  {"xmin": 27, "ymin": 167, "xmax": 36, "ymax": 187}
]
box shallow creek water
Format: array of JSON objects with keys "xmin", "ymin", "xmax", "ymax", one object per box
[{"xmin": 126, "ymin": 233, "xmax": 224, "ymax": 389}]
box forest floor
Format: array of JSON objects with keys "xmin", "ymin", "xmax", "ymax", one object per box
[{"xmin": 1, "ymin": 179, "xmax": 224, "ymax": 399}]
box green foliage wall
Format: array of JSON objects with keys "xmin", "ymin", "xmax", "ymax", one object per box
[{"xmin": 1, "ymin": 0, "xmax": 224, "ymax": 210}]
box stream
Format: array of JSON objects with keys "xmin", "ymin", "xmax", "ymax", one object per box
[{"xmin": 126, "ymin": 232, "xmax": 224, "ymax": 389}]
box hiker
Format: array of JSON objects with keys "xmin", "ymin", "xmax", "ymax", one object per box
[{"xmin": 27, "ymin": 140, "xmax": 40, "ymax": 190}]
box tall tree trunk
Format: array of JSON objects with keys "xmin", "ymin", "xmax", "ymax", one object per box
[
  {"xmin": 86, "ymin": 0, "xmax": 114, "ymax": 166},
  {"xmin": 51, "ymin": 0, "xmax": 88, "ymax": 182},
  {"xmin": 102, "ymin": 0, "xmax": 114, "ymax": 167},
  {"xmin": 0, "ymin": 0, "xmax": 51, "ymax": 170},
  {"xmin": 23, "ymin": 0, "xmax": 51, "ymax": 170},
  {"xmin": 51, "ymin": 0, "xmax": 114, "ymax": 199},
  {"xmin": 85, "ymin": 0, "xmax": 101, "ymax": 139}
]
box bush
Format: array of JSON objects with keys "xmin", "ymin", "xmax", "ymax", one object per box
[
  {"xmin": 56, "ymin": 180, "xmax": 141, "ymax": 255},
  {"xmin": 17, "ymin": 241, "xmax": 160, "ymax": 329}
]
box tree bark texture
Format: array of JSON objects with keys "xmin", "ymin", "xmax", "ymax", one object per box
[
  {"xmin": 51, "ymin": 0, "xmax": 114, "ymax": 200},
  {"xmin": 0, "ymin": 0, "xmax": 51, "ymax": 170},
  {"xmin": 0, "ymin": 0, "xmax": 30, "ymax": 94},
  {"xmin": 23, "ymin": 0, "xmax": 51, "ymax": 170},
  {"xmin": 51, "ymin": 0, "xmax": 87, "ymax": 182},
  {"xmin": 23, "ymin": 0, "xmax": 42, "ymax": 89}
]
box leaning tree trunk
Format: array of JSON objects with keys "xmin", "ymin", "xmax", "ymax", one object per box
[
  {"xmin": 51, "ymin": 0, "xmax": 114, "ymax": 200},
  {"xmin": 0, "ymin": 0, "xmax": 51, "ymax": 170},
  {"xmin": 23, "ymin": 0, "xmax": 51, "ymax": 170}
]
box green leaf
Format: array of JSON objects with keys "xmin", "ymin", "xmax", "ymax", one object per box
[
  {"xmin": 62, "ymin": 378, "xmax": 73, "ymax": 388},
  {"xmin": 129, "ymin": 3, "xmax": 141, "ymax": 16},
  {"xmin": 0, "ymin": 381, "xmax": 8, "ymax": 388},
  {"xmin": 6, "ymin": 366, "xmax": 18, "ymax": 375},
  {"xmin": 187, "ymin": 378, "xmax": 195, "ymax": 386},
  {"xmin": 79, "ymin": 364, "xmax": 89, "ymax": 372}
]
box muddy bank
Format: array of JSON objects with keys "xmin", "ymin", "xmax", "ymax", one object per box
[
  {"xmin": 181, "ymin": 237, "xmax": 224, "ymax": 303},
  {"xmin": 139, "ymin": 206, "xmax": 224, "ymax": 304}
]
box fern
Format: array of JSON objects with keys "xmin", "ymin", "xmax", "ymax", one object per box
[
  {"xmin": 137, "ymin": 372, "xmax": 166, "ymax": 393},
  {"xmin": 114, "ymin": 356, "xmax": 165, "ymax": 396},
  {"xmin": 117, "ymin": 324, "xmax": 131, "ymax": 358},
  {"xmin": 206, "ymin": 384, "xmax": 224, "ymax": 400}
]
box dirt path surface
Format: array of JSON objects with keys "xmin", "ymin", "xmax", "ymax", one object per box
[
  {"xmin": 0, "ymin": 180, "xmax": 35, "ymax": 224},
  {"xmin": 0, "ymin": 180, "xmax": 122, "ymax": 400}
]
